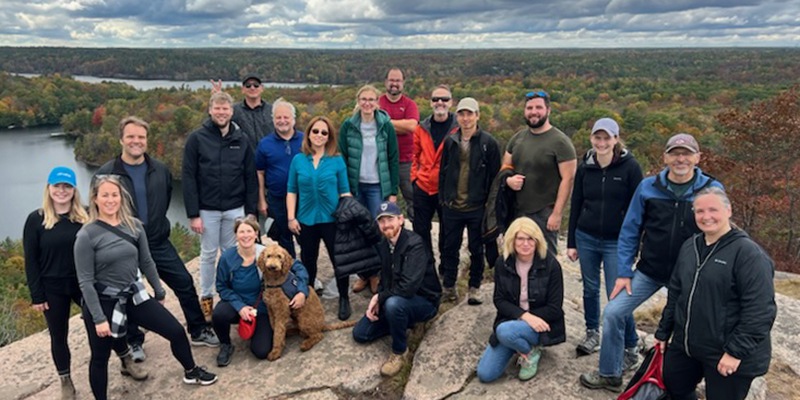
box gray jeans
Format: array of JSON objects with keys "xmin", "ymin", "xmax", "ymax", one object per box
[
  {"xmin": 399, "ymin": 161, "xmax": 414, "ymax": 220},
  {"xmin": 199, "ymin": 206, "xmax": 244, "ymax": 297}
]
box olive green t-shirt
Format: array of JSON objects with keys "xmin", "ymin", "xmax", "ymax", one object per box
[{"xmin": 506, "ymin": 126, "xmax": 576, "ymax": 215}]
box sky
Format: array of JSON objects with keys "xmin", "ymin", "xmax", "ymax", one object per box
[{"xmin": 2, "ymin": 0, "xmax": 800, "ymax": 48}]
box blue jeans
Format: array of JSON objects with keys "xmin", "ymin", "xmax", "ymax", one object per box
[
  {"xmin": 599, "ymin": 270, "xmax": 665, "ymax": 377},
  {"xmin": 575, "ymin": 229, "xmax": 637, "ymax": 347},
  {"xmin": 476, "ymin": 320, "xmax": 541, "ymax": 383},
  {"xmin": 352, "ymin": 295, "xmax": 438, "ymax": 354},
  {"xmin": 357, "ymin": 182, "xmax": 383, "ymax": 219}
]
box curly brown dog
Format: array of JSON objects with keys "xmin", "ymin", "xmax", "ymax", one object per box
[{"xmin": 257, "ymin": 245, "xmax": 357, "ymax": 360}]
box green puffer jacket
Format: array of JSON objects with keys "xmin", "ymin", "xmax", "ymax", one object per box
[{"xmin": 338, "ymin": 110, "xmax": 399, "ymax": 199}]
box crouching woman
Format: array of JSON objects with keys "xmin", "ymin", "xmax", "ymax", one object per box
[{"xmin": 477, "ymin": 217, "xmax": 565, "ymax": 383}]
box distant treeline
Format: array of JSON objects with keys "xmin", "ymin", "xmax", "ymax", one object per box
[{"xmin": 2, "ymin": 47, "xmax": 800, "ymax": 85}]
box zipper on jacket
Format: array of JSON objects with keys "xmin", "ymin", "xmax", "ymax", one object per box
[
  {"xmin": 669, "ymin": 201, "xmax": 679, "ymax": 257},
  {"xmin": 684, "ymin": 237, "xmax": 720, "ymax": 358},
  {"xmin": 600, "ymin": 170, "xmax": 606, "ymax": 239}
]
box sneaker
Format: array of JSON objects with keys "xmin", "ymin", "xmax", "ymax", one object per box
[
  {"xmin": 120, "ymin": 352, "xmax": 149, "ymax": 381},
  {"xmin": 183, "ymin": 365, "xmax": 218, "ymax": 386},
  {"xmin": 576, "ymin": 329, "xmax": 601, "ymax": 356},
  {"xmin": 191, "ymin": 326, "xmax": 220, "ymax": 348},
  {"xmin": 216, "ymin": 343, "xmax": 235, "ymax": 367},
  {"xmin": 579, "ymin": 371, "xmax": 622, "ymax": 392},
  {"xmin": 130, "ymin": 343, "xmax": 146, "ymax": 363},
  {"xmin": 517, "ymin": 348, "xmax": 541, "ymax": 381},
  {"xmin": 442, "ymin": 286, "xmax": 459, "ymax": 303},
  {"xmin": 467, "ymin": 287, "xmax": 482, "ymax": 305},
  {"xmin": 200, "ymin": 296, "xmax": 214, "ymax": 322},
  {"xmin": 314, "ymin": 278, "xmax": 324, "ymax": 293},
  {"xmin": 623, "ymin": 346, "xmax": 640, "ymax": 371},
  {"xmin": 352, "ymin": 277, "xmax": 368, "ymax": 293},
  {"xmin": 380, "ymin": 349, "xmax": 408, "ymax": 377}
]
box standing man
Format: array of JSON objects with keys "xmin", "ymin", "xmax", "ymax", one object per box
[
  {"xmin": 211, "ymin": 76, "xmax": 274, "ymax": 150},
  {"xmin": 379, "ymin": 68, "xmax": 419, "ymax": 221},
  {"xmin": 438, "ymin": 98, "xmax": 501, "ymax": 305},
  {"xmin": 580, "ymin": 133, "xmax": 724, "ymax": 392},
  {"xmin": 352, "ymin": 201, "xmax": 442, "ymax": 377},
  {"xmin": 503, "ymin": 91, "xmax": 576, "ymax": 256},
  {"xmin": 183, "ymin": 92, "xmax": 258, "ymax": 319},
  {"xmin": 255, "ymin": 98, "xmax": 303, "ymax": 258},
  {"xmin": 411, "ymin": 85, "xmax": 457, "ymax": 262},
  {"xmin": 96, "ymin": 116, "xmax": 219, "ymax": 362}
]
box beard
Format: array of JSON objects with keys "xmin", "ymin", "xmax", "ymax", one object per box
[
  {"xmin": 211, "ymin": 115, "xmax": 230, "ymax": 129},
  {"xmin": 525, "ymin": 114, "xmax": 548, "ymax": 130},
  {"xmin": 382, "ymin": 224, "xmax": 401, "ymax": 239}
]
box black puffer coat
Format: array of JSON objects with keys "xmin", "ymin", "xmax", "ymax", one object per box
[{"xmin": 332, "ymin": 196, "xmax": 382, "ymax": 278}]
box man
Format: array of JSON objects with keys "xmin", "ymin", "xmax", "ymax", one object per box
[
  {"xmin": 352, "ymin": 201, "xmax": 442, "ymax": 377},
  {"xmin": 438, "ymin": 98, "xmax": 500, "ymax": 305},
  {"xmin": 411, "ymin": 85, "xmax": 457, "ymax": 261},
  {"xmin": 255, "ymin": 98, "xmax": 303, "ymax": 258},
  {"xmin": 183, "ymin": 92, "xmax": 258, "ymax": 319},
  {"xmin": 95, "ymin": 116, "xmax": 219, "ymax": 361},
  {"xmin": 503, "ymin": 91, "xmax": 576, "ymax": 256},
  {"xmin": 211, "ymin": 76, "xmax": 273, "ymax": 150},
  {"xmin": 379, "ymin": 68, "xmax": 419, "ymax": 221},
  {"xmin": 580, "ymin": 133, "xmax": 724, "ymax": 392}
]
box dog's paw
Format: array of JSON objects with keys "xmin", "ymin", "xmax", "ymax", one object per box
[{"xmin": 267, "ymin": 350, "xmax": 282, "ymax": 361}]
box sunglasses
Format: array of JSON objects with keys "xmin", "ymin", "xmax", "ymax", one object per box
[
  {"xmin": 244, "ymin": 83, "xmax": 261, "ymax": 88},
  {"xmin": 311, "ymin": 128, "xmax": 329, "ymax": 136},
  {"xmin": 284, "ymin": 141, "xmax": 292, "ymax": 156},
  {"xmin": 431, "ymin": 97, "xmax": 451, "ymax": 103},
  {"xmin": 525, "ymin": 90, "xmax": 549, "ymax": 99}
]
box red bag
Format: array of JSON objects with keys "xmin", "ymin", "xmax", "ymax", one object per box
[
  {"xmin": 618, "ymin": 345, "xmax": 668, "ymax": 400},
  {"xmin": 237, "ymin": 295, "xmax": 261, "ymax": 340}
]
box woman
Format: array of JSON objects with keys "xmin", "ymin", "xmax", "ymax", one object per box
[
  {"xmin": 566, "ymin": 118, "xmax": 643, "ymax": 356},
  {"xmin": 287, "ymin": 116, "xmax": 353, "ymax": 320},
  {"xmin": 476, "ymin": 217, "xmax": 565, "ymax": 383},
  {"xmin": 212, "ymin": 217, "xmax": 309, "ymax": 366},
  {"xmin": 654, "ymin": 187, "xmax": 776, "ymax": 400},
  {"xmin": 23, "ymin": 166, "xmax": 89, "ymax": 400},
  {"xmin": 338, "ymin": 84, "xmax": 399, "ymax": 293},
  {"xmin": 74, "ymin": 175, "xmax": 216, "ymax": 400}
]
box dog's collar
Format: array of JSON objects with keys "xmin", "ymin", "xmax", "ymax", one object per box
[{"xmin": 265, "ymin": 283, "xmax": 283, "ymax": 288}]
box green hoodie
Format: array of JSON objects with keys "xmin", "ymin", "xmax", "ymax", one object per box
[{"xmin": 338, "ymin": 109, "xmax": 399, "ymax": 199}]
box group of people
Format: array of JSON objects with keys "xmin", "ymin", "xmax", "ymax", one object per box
[{"xmin": 23, "ymin": 67, "xmax": 776, "ymax": 400}]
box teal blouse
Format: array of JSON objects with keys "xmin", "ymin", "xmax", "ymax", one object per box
[{"xmin": 287, "ymin": 154, "xmax": 350, "ymax": 226}]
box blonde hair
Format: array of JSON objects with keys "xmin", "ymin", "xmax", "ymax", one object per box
[
  {"xmin": 89, "ymin": 175, "xmax": 138, "ymax": 233},
  {"xmin": 503, "ymin": 217, "xmax": 548, "ymax": 260},
  {"xmin": 40, "ymin": 184, "xmax": 89, "ymax": 230},
  {"xmin": 302, "ymin": 116, "xmax": 339, "ymax": 157},
  {"xmin": 353, "ymin": 84, "xmax": 381, "ymax": 113}
]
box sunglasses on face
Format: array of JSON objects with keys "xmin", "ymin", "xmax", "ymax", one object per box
[
  {"xmin": 431, "ymin": 97, "xmax": 451, "ymax": 103},
  {"xmin": 311, "ymin": 128, "xmax": 329, "ymax": 136},
  {"xmin": 525, "ymin": 90, "xmax": 549, "ymax": 100},
  {"xmin": 244, "ymin": 83, "xmax": 261, "ymax": 88}
]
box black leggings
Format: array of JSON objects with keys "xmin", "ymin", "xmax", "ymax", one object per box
[
  {"xmin": 663, "ymin": 345, "xmax": 755, "ymax": 400},
  {"xmin": 43, "ymin": 291, "xmax": 82, "ymax": 376},
  {"xmin": 297, "ymin": 222, "xmax": 349, "ymax": 298},
  {"xmin": 212, "ymin": 301, "xmax": 273, "ymax": 359},
  {"xmin": 82, "ymin": 298, "xmax": 195, "ymax": 400}
]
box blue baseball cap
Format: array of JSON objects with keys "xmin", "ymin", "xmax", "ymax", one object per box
[
  {"xmin": 376, "ymin": 201, "xmax": 402, "ymax": 220},
  {"xmin": 48, "ymin": 166, "xmax": 77, "ymax": 187}
]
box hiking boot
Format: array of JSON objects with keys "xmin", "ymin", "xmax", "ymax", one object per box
[
  {"xmin": 216, "ymin": 343, "xmax": 235, "ymax": 367},
  {"xmin": 380, "ymin": 349, "xmax": 408, "ymax": 377},
  {"xmin": 60, "ymin": 375, "xmax": 76, "ymax": 400},
  {"xmin": 579, "ymin": 371, "xmax": 622, "ymax": 392},
  {"xmin": 352, "ymin": 277, "xmax": 368, "ymax": 293},
  {"xmin": 623, "ymin": 346, "xmax": 640, "ymax": 371},
  {"xmin": 129, "ymin": 343, "xmax": 146, "ymax": 362},
  {"xmin": 200, "ymin": 296, "xmax": 214, "ymax": 322},
  {"xmin": 183, "ymin": 365, "xmax": 218, "ymax": 386},
  {"xmin": 467, "ymin": 287, "xmax": 482, "ymax": 305},
  {"xmin": 442, "ymin": 286, "xmax": 459, "ymax": 303},
  {"xmin": 517, "ymin": 348, "xmax": 541, "ymax": 381},
  {"xmin": 338, "ymin": 295, "xmax": 352, "ymax": 321},
  {"xmin": 191, "ymin": 326, "xmax": 220, "ymax": 347},
  {"xmin": 120, "ymin": 352, "xmax": 149, "ymax": 381},
  {"xmin": 369, "ymin": 275, "xmax": 380, "ymax": 294},
  {"xmin": 576, "ymin": 329, "xmax": 601, "ymax": 356}
]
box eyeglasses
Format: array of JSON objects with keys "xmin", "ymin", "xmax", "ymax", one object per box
[
  {"xmin": 311, "ymin": 128, "xmax": 329, "ymax": 136},
  {"xmin": 359, "ymin": 97, "xmax": 377, "ymax": 104},
  {"xmin": 431, "ymin": 97, "xmax": 451, "ymax": 103},
  {"xmin": 244, "ymin": 83, "xmax": 261, "ymax": 88},
  {"xmin": 525, "ymin": 90, "xmax": 549, "ymax": 99}
]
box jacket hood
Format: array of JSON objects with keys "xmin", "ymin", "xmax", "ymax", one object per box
[
  {"xmin": 202, "ymin": 119, "xmax": 241, "ymax": 135},
  {"xmin": 655, "ymin": 166, "xmax": 716, "ymax": 195},
  {"xmin": 695, "ymin": 228, "xmax": 749, "ymax": 255},
  {"xmin": 582, "ymin": 148, "xmax": 633, "ymax": 169}
]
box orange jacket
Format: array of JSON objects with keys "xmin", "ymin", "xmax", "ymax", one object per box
[{"xmin": 411, "ymin": 115, "xmax": 458, "ymax": 195}]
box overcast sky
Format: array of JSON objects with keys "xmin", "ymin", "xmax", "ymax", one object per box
[{"xmin": 3, "ymin": 0, "xmax": 800, "ymax": 48}]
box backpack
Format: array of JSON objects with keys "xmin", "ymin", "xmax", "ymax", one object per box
[{"xmin": 618, "ymin": 346, "xmax": 668, "ymax": 400}]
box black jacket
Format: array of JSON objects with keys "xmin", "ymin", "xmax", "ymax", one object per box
[
  {"xmin": 233, "ymin": 99, "xmax": 274, "ymax": 151},
  {"xmin": 332, "ymin": 196, "xmax": 382, "ymax": 278},
  {"xmin": 96, "ymin": 154, "xmax": 173, "ymax": 243},
  {"xmin": 490, "ymin": 253, "xmax": 566, "ymax": 347},
  {"xmin": 438, "ymin": 128, "xmax": 501, "ymax": 209},
  {"xmin": 482, "ymin": 167, "xmax": 517, "ymax": 244},
  {"xmin": 377, "ymin": 229, "xmax": 442, "ymax": 308},
  {"xmin": 567, "ymin": 149, "xmax": 643, "ymax": 248},
  {"xmin": 182, "ymin": 120, "xmax": 258, "ymax": 218},
  {"xmin": 655, "ymin": 229, "xmax": 776, "ymax": 377}
]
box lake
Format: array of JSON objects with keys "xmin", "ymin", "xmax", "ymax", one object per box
[
  {"xmin": 12, "ymin": 73, "xmax": 323, "ymax": 91},
  {"xmin": 0, "ymin": 126, "xmax": 189, "ymax": 240}
]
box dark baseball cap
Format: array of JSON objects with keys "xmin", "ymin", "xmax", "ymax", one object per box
[
  {"xmin": 376, "ymin": 201, "xmax": 402, "ymax": 220},
  {"xmin": 242, "ymin": 76, "xmax": 262, "ymax": 85}
]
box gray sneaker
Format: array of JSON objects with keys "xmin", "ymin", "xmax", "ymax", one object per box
[
  {"xmin": 623, "ymin": 346, "xmax": 640, "ymax": 371},
  {"xmin": 579, "ymin": 371, "xmax": 622, "ymax": 392},
  {"xmin": 442, "ymin": 286, "xmax": 459, "ymax": 302},
  {"xmin": 130, "ymin": 343, "xmax": 146, "ymax": 363},
  {"xmin": 576, "ymin": 329, "xmax": 601, "ymax": 355},
  {"xmin": 191, "ymin": 327, "xmax": 220, "ymax": 348},
  {"xmin": 467, "ymin": 287, "xmax": 482, "ymax": 305}
]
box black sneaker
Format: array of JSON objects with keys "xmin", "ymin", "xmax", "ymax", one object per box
[
  {"xmin": 183, "ymin": 366, "xmax": 218, "ymax": 386},
  {"xmin": 216, "ymin": 343, "xmax": 235, "ymax": 367}
]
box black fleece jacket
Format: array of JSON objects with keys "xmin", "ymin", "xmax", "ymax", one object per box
[{"xmin": 377, "ymin": 229, "xmax": 442, "ymax": 307}]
